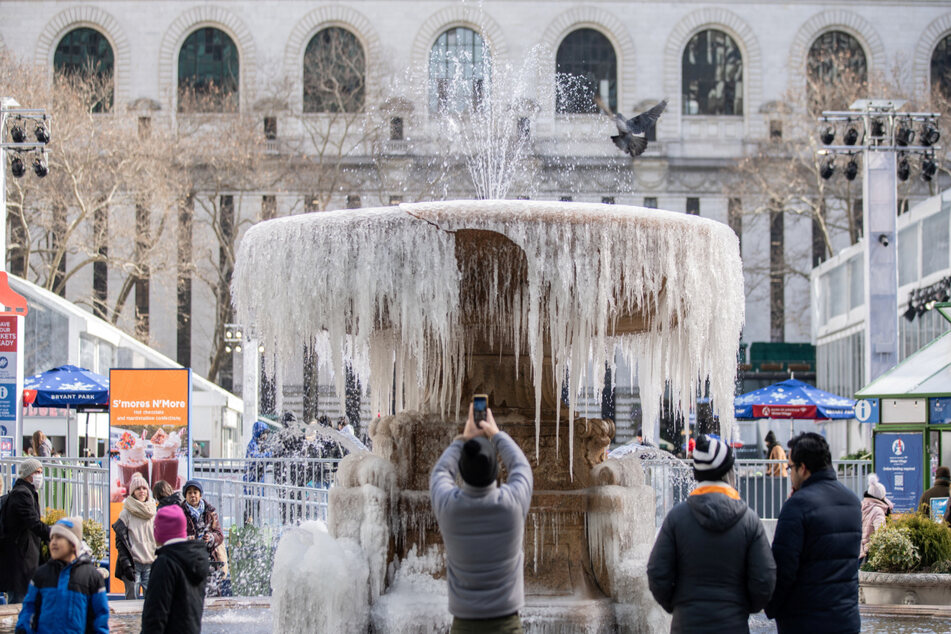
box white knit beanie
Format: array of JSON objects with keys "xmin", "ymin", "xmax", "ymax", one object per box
[
  {"xmin": 17, "ymin": 458, "xmax": 42, "ymax": 480},
  {"xmin": 867, "ymin": 473, "xmax": 887, "ymax": 500}
]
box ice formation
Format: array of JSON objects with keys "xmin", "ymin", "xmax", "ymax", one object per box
[
  {"xmin": 233, "ymin": 200, "xmax": 744, "ymax": 454},
  {"xmin": 270, "ymin": 520, "xmax": 370, "ymax": 633}
]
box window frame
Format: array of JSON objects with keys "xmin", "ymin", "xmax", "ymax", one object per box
[{"xmin": 681, "ymin": 28, "xmax": 744, "ymax": 117}]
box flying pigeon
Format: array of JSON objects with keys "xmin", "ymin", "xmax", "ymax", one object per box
[{"xmin": 594, "ymin": 95, "xmax": 668, "ymax": 157}]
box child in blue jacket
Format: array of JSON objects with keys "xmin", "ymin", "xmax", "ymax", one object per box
[{"xmin": 16, "ymin": 516, "xmax": 109, "ymax": 634}]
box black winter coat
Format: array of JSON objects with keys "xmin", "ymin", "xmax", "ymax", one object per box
[
  {"xmin": 765, "ymin": 467, "xmax": 862, "ymax": 634},
  {"xmin": 0, "ymin": 479, "xmax": 51, "ymax": 595},
  {"xmin": 919, "ymin": 480, "xmax": 950, "ymax": 514},
  {"xmin": 647, "ymin": 483, "xmax": 776, "ymax": 633},
  {"xmin": 156, "ymin": 491, "xmax": 183, "ymax": 510},
  {"xmin": 111, "ymin": 518, "xmax": 136, "ymax": 583},
  {"xmin": 140, "ymin": 540, "xmax": 210, "ymax": 634}
]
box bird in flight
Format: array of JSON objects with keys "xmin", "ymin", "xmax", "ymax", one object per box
[{"xmin": 594, "ymin": 95, "xmax": 667, "ymax": 157}]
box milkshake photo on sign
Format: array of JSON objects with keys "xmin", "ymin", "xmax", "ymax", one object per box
[{"xmin": 110, "ymin": 425, "xmax": 187, "ymax": 502}]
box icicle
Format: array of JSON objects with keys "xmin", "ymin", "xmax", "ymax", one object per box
[{"xmin": 232, "ymin": 201, "xmax": 745, "ymax": 448}]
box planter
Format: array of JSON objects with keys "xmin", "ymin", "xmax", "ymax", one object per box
[{"xmin": 859, "ymin": 570, "xmax": 951, "ymax": 605}]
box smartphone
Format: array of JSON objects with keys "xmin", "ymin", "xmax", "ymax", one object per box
[{"xmin": 473, "ymin": 394, "xmax": 488, "ymax": 423}]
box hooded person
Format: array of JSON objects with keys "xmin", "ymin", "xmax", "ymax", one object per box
[
  {"xmin": 141, "ymin": 505, "xmax": 210, "ymax": 634},
  {"xmin": 861, "ymin": 473, "xmax": 893, "ymax": 560},
  {"xmin": 648, "ymin": 434, "xmax": 776, "ymax": 633},
  {"xmin": 430, "ymin": 403, "xmax": 533, "ymax": 632},
  {"xmin": 919, "ymin": 466, "xmax": 951, "ymax": 515}
]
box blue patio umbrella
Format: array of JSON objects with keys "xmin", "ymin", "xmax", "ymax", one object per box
[
  {"xmin": 23, "ymin": 365, "xmax": 109, "ymax": 409},
  {"xmin": 734, "ymin": 378, "xmax": 855, "ymax": 420}
]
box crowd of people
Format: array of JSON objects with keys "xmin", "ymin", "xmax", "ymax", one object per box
[
  {"xmin": 0, "ymin": 456, "xmax": 225, "ymax": 634},
  {"xmin": 3, "ymin": 418, "xmax": 946, "ymax": 633}
]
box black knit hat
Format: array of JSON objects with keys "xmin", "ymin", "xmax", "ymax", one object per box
[
  {"xmin": 692, "ymin": 434, "xmax": 735, "ymax": 482},
  {"xmin": 459, "ymin": 437, "xmax": 499, "ymax": 487}
]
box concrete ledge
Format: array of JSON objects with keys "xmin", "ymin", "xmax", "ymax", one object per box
[{"xmin": 860, "ymin": 570, "xmax": 951, "ymax": 606}]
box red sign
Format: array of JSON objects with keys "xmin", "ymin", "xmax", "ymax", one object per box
[
  {"xmin": 0, "ymin": 316, "xmax": 17, "ymax": 351},
  {"xmin": 752, "ymin": 404, "xmax": 818, "ymax": 419}
]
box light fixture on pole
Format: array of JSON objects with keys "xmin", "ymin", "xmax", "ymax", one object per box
[
  {"xmin": 817, "ymin": 99, "xmax": 941, "ymax": 384},
  {"xmin": 224, "ymin": 322, "xmax": 244, "ymax": 354}
]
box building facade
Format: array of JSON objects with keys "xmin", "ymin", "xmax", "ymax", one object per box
[{"xmin": 3, "ymin": 1, "xmax": 951, "ymax": 437}]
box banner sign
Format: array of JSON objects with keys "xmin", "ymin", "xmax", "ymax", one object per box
[
  {"xmin": 0, "ymin": 436, "xmax": 13, "ymax": 458},
  {"xmin": 108, "ymin": 368, "xmax": 191, "ymax": 594},
  {"xmin": 0, "ymin": 315, "xmax": 22, "ymax": 453},
  {"xmin": 874, "ymin": 431, "xmax": 924, "ymax": 514},
  {"xmin": 752, "ymin": 404, "xmax": 817, "ymax": 419}
]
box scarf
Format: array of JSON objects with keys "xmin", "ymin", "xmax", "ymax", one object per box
[
  {"xmin": 123, "ymin": 494, "xmax": 157, "ymax": 520},
  {"xmin": 186, "ymin": 499, "xmax": 205, "ymax": 523}
]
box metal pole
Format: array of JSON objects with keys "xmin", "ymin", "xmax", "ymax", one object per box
[{"xmin": 863, "ymin": 150, "xmax": 899, "ymax": 383}]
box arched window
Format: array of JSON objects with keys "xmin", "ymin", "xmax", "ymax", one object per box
[
  {"xmin": 807, "ymin": 31, "xmax": 867, "ymax": 111},
  {"xmin": 555, "ymin": 28, "xmax": 617, "ymax": 114},
  {"xmin": 303, "ymin": 28, "xmax": 366, "ymax": 113},
  {"xmin": 54, "ymin": 28, "xmax": 114, "ymax": 112},
  {"xmin": 682, "ymin": 29, "xmax": 743, "ymax": 116},
  {"xmin": 931, "ymin": 35, "xmax": 951, "ymax": 102},
  {"xmin": 178, "ymin": 27, "xmax": 239, "ymax": 112},
  {"xmin": 429, "ymin": 27, "xmax": 489, "ymax": 113}
]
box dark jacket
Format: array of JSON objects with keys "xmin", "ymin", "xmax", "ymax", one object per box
[
  {"xmin": 0, "ymin": 479, "xmax": 52, "ymax": 595},
  {"xmin": 111, "ymin": 518, "xmax": 136, "ymax": 583},
  {"xmin": 765, "ymin": 467, "xmax": 862, "ymax": 634},
  {"xmin": 919, "ymin": 480, "xmax": 950, "ymax": 515},
  {"xmin": 140, "ymin": 540, "xmax": 209, "ymax": 634},
  {"xmin": 156, "ymin": 491, "xmax": 183, "ymax": 510},
  {"xmin": 181, "ymin": 500, "xmax": 224, "ymax": 562},
  {"xmin": 647, "ymin": 482, "xmax": 776, "ymax": 633},
  {"xmin": 15, "ymin": 554, "xmax": 109, "ymax": 634}
]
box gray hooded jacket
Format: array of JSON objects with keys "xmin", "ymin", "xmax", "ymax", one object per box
[
  {"xmin": 430, "ymin": 431, "xmax": 533, "ymax": 619},
  {"xmin": 647, "ymin": 482, "xmax": 776, "ymax": 633}
]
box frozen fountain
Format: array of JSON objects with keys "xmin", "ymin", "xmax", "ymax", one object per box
[
  {"xmin": 232, "ymin": 9, "xmax": 742, "ymax": 630},
  {"xmin": 233, "ymin": 199, "xmax": 744, "ymax": 632}
]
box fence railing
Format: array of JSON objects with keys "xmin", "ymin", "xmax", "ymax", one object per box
[
  {"xmin": 0, "ymin": 456, "xmax": 873, "ymax": 539},
  {"xmin": 642, "ymin": 459, "xmax": 873, "ymax": 525},
  {"xmin": 193, "ymin": 457, "xmax": 340, "ymax": 489},
  {"xmin": 0, "ymin": 458, "xmax": 111, "ymax": 534}
]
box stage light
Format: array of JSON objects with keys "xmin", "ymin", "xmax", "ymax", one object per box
[
  {"xmin": 845, "ymin": 158, "xmax": 858, "ymax": 181},
  {"xmin": 820, "ymin": 125, "xmax": 835, "ymax": 145},
  {"xmin": 32, "ymin": 153, "xmax": 48, "ymax": 178},
  {"xmin": 820, "ymin": 157, "xmax": 835, "ymax": 179},
  {"xmin": 897, "ymin": 155, "xmax": 910, "ymax": 181},
  {"xmin": 10, "ymin": 155, "xmax": 25, "ymax": 178},
  {"xmin": 921, "ymin": 121, "xmax": 940, "ymax": 146}
]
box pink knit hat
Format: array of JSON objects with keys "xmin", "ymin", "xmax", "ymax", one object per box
[{"xmin": 154, "ymin": 504, "xmax": 187, "ymax": 544}]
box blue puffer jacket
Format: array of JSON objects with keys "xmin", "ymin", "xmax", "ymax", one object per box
[
  {"xmin": 765, "ymin": 467, "xmax": 862, "ymax": 634},
  {"xmin": 15, "ymin": 554, "xmax": 109, "ymax": 634}
]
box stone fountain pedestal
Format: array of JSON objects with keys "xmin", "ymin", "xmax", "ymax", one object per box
[{"xmin": 327, "ymin": 405, "xmax": 668, "ymax": 633}]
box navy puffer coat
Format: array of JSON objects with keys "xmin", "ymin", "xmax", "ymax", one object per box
[{"xmin": 765, "ymin": 467, "xmax": 862, "ymax": 634}]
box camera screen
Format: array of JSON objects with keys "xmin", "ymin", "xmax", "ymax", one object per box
[{"xmin": 473, "ymin": 397, "xmax": 487, "ymax": 412}]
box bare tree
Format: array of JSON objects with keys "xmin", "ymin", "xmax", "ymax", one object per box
[{"xmin": 1, "ymin": 51, "xmax": 180, "ymax": 334}]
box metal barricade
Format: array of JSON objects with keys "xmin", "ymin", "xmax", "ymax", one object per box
[
  {"xmin": 0, "ymin": 458, "xmax": 110, "ymax": 534},
  {"xmin": 193, "ymin": 457, "xmax": 340, "ymax": 489},
  {"xmin": 642, "ymin": 459, "xmax": 873, "ymax": 526},
  {"xmin": 197, "ymin": 477, "xmax": 330, "ymax": 532}
]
